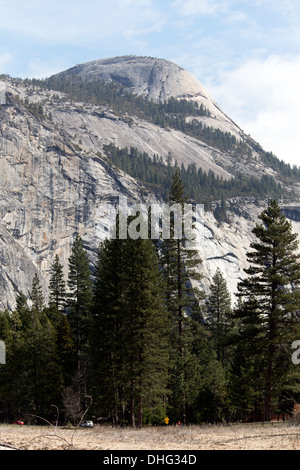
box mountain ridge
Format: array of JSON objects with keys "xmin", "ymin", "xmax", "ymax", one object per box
[
  {"xmin": 0, "ymin": 55, "xmax": 299, "ymax": 310},
  {"xmin": 41, "ymin": 56, "xmax": 299, "ymax": 187},
  {"xmin": 49, "ymin": 55, "xmax": 244, "ymax": 140}
]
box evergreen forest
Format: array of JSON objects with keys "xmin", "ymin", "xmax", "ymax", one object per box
[
  {"xmin": 1, "ymin": 173, "xmax": 300, "ymax": 426},
  {"xmin": 103, "ymin": 143, "xmax": 283, "ymax": 213}
]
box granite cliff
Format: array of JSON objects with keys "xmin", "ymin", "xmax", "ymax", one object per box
[{"xmin": 0, "ymin": 56, "xmax": 299, "ymax": 310}]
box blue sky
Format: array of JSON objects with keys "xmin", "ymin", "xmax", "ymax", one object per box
[{"xmin": 1, "ymin": 0, "xmax": 300, "ymax": 166}]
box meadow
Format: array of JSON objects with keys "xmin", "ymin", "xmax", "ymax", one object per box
[{"xmin": 1, "ymin": 422, "xmax": 300, "ymax": 450}]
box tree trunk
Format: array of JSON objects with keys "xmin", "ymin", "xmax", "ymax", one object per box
[
  {"xmin": 137, "ymin": 396, "xmax": 143, "ymax": 428},
  {"xmin": 130, "ymin": 395, "xmax": 135, "ymax": 427}
]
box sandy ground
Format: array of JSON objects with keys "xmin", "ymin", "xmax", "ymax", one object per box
[{"xmin": 0, "ymin": 422, "xmax": 300, "ymax": 450}]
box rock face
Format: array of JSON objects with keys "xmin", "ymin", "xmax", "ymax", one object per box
[
  {"xmin": 56, "ymin": 55, "xmax": 213, "ymax": 102},
  {"xmin": 54, "ymin": 55, "xmax": 243, "ymax": 138},
  {"xmin": 49, "ymin": 56, "xmax": 279, "ymax": 180},
  {"xmin": 0, "ymin": 56, "xmax": 299, "ymax": 311},
  {"xmin": 0, "ymin": 92, "xmax": 147, "ymax": 309}
]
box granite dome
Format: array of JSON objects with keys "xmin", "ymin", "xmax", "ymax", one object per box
[{"xmin": 52, "ymin": 56, "xmax": 240, "ymax": 133}]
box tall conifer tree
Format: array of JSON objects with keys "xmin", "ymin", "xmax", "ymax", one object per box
[
  {"xmin": 207, "ymin": 268, "xmax": 232, "ymax": 367},
  {"xmin": 90, "ymin": 236, "xmax": 126, "ymax": 425},
  {"xmin": 91, "ymin": 225, "xmax": 170, "ymax": 427},
  {"xmin": 68, "ymin": 234, "xmax": 93, "ymax": 366},
  {"xmin": 237, "ymin": 199, "xmax": 300, "ymax": 420},
  {"xmin": 30, "ymin": 273, "xmax": 44, "ymax": 313},
  {"xmin": 160, "ymin": 169, "xmax": 204, "ymax": 424},
  {"xmin": 49, "ymin": 254, "xmax": 66, "ymax": 311}
]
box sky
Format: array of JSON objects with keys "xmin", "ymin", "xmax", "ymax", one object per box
[{"xmin": 0, "ymin": 0, "xmax": 300, "ymax": 167}]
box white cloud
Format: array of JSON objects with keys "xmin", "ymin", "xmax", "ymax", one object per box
[
  {"xmin": 0, "ymin": 0, "xmax": 165, "ymax": 77},
  {"xmin": 256, "ymin": 0, "xmax": 300, "ymax": 19},
  {"xmin": 207, "ymin": 55, "xmax": 300, "ymax": 166},
  {"xmin": 0, "ymin": 52, "xmax": 13, "ymax": 73},
  {"xmin": 172, "ymin": 0, "xmax": 227, "ymax": 16},
  {"xmin": 25, "ymin": 57, "xmax": 72, "ymax": 79},
  {"xmin": 1, "ymin": 0, "xmax": 300, "ymax": 170},
  {"xmin": 0, "ymin": 0, "xmax": 161, "ymax": 45}
]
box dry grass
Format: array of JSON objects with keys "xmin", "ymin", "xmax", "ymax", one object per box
[{"xmin": 1, "ymin": 422, "xmax": 300, "ymax": 450}]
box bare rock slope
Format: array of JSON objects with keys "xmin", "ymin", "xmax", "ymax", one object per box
[
  {"xmin": 55, "ymin": 55, "xmax": 243, "ymax": 137},
  {"xmin": 0, "ymin": 56, "xmax": 299, "ymax": 310}
]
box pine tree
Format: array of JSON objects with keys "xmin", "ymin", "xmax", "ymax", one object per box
[
  {"xmin": 90, "ymin": 236, "xmax": 126, "ymax": 425},
  {"xmin": 23, "ymin": 309, "xmax": 63, "ymax": 418},
  {"xmin": 228, "ymin": 297, "xmax": 265, "ymax": 421},
  {"xmin": 1, "ymin": 291, "xmax": 66, "ymax": 421},
  {"xmin": 163, "ymin": 169, "xmax": 203, "ymax": 348},
  {"xmin": 237, "ymin": 199, "xmax": 300, "ymax": 420},
  {"xmin": 15, "ymin": 291, "xmax": 31, "ymax": 330},
  {"xmin": 56, "ymin": 315, "xmax": 77, "ymax": 387},
  {"xmin": 49, "ymin": 254, "xmax": 66, "ymax": 311},
  {"xmin": 30, "ymin": 273, "xmax": 44, "ymax": 312},
  {"xmin": 68, "ymin": 234, "xmax": 93, "ymax": 361},
  {"xmin": 91, "ymin": 233, "xmax": 170, "ymax": 427},
  {"xmin": 207, "ymin": 268, "xmax": 232, "ymax": 366},
  {"xmin": 160, "ymin": 169, "xmax": 204, "ymax": 424},
  {"xmin": 122, "ymin": 237, "xmax": 170, "ymax": 427},
  {"xmin": 0, "ymin": 309, "xmax": 25, "ymax": 420}
]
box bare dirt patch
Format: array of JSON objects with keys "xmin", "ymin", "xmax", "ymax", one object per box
[{"xmin": 0, "ymin": 422, "xmax": 300, "ymax": 450}]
